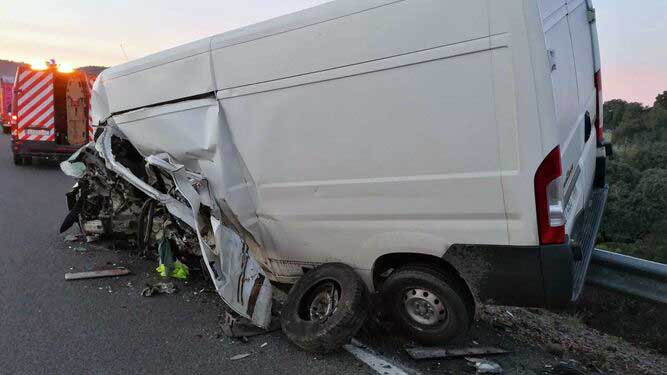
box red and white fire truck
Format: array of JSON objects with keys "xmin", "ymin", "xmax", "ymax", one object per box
[
  {"xmin": 11, "ymin": 61, "xmax": 95, "ymax": 165},
  {"xmin": 0, "ymin": 78, "xmax": 13, "ymax": 134}
]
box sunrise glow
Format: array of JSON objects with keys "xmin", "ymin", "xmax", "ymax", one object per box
[{"xmin": 2, "ymin": 0, "xmax": 665, "ymax": 105}]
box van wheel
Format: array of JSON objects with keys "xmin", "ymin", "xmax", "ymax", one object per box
[
  {"xmin": 381, "ymin": 265, "xmax": 472, "ymax": 345},
  {"xmin": 280, "ymin": 263, "xmax": 368, "ymax": 353},
  {"xmin": 2, "ymin": 127, "xmax": 9, "ymax": 134},
  {"xmin": 13, "ymin": 155, "xmax": 23, "ymax": 166}
]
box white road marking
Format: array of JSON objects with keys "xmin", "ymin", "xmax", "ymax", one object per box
[{"xmin": 344, "ymin": 340, "xmax": 415, "ymax": 375}]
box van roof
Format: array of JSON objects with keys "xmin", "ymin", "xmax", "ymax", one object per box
[{"xmin": 100, "ymin": 0, "xmax": 397, "ymax": 81}]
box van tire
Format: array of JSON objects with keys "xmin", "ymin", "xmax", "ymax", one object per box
[
  {"xmin": 280, "ymin": 263, "xmax": 368, "ymax": 353},
  {"xmin": 381, "ymin": 264, "xmax": 472, "ymax": 345},
  {"xmin": 13, "ymin": 154, "xmax": 23, "ymax": 166},
  {"xmin": 2, "ymin": 126, "xmax": 9, "ymax": 134}
]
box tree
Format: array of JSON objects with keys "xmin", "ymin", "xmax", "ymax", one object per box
[
  {"xmin": 655, "ymin": 91, "xmax": 667, "ymax": 110},
  {"xmin": 636, "ymin": 168, "xmax": 667, "ymax": 232},
  {"xmin": 613, "ymin": 102, "xmax": 648, "ymax": 145},
  {"xmin": 598, "ymin": 90, "xmax": 666, "ymax": 263},
  {"xmin": 624, "ymin": 142, "xmax": 667, "ymax": 172},
  {"xmin": 603, "ymin": 99, "xmax": 628, "ymax": 131},
  {"xmin": 645, "ymin": 106, "xmax": 667, "ymax": 142}
]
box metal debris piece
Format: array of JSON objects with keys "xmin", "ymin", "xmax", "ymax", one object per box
[
  {"xmin": 230, "ymin": 353, "xmax": 251, "ymax": 361},
  {"xmin": 141, "ymin": 282, "xmax": 177, "ymax": 297},
  {"xmin": 466, "ymin": 357, "xmax": 504, "ymax": 374},
  {"xmin": 406, "ymin": 346, "xmax": 509, "ymax": 360},
  {"xmin": 64, "ymin": 234, "xmax": 83, "ymax": 243},
  {"xmin": 344, "ymin": 339, "xmax": 410, "ymax": 375},
  {"xmin": 221, "ymin": 310, "xmax": 280, "ymax": 338},
  {"xmin": 65, "ymin": 268, "xmax": 130, "ymax": 280}
]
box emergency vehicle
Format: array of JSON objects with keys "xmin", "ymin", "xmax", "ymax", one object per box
[
  {"xmin": 11, "ymin": 61, "xmax": 95, "ymax": 165},
  {"xmin": 0, "ymin": 78, "xmax": 13, "ymax": 134}
]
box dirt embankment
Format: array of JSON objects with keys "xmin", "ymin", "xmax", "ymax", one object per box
[
  {"xmin": 576, "ymin": 288, "xmax": 667, "ymax": 354},
  {"xmin": 480, "ymin": 300, "xmax": 667, "ymax": 374}
]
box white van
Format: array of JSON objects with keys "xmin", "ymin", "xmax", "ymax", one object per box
[{"xmin": 80, "ymin": 0, "xmax": 609, "ymax": 344}]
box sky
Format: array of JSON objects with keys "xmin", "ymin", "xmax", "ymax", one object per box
[{"xmin": 1, "ymin": 0, "xmax": 665, "ymax": 105}]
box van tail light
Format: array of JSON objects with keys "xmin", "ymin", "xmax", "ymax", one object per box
[
  {"xmin": 594, "ymin": 70, "xmax": 603, "ymax": 145},
  {"xmin": 535, "ymin": 146, "xmax": 565, "ymax": 245}
]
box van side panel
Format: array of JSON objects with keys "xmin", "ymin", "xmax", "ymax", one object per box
[
  {"xmin": 489, "ymin": 0, "xmax": 552, "ymax": 246},
  {"xmin": 213, "ymin": 0, "xmax": 507, "ymax": 275}
]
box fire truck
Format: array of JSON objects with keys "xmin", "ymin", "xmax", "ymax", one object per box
[
  {"xmin": 0, "ymin": 78, "xmax": 13, "ymax": 134},
  {"xmin": 11, "ymin": 61, "xmax": 95, "ymax": 165}
]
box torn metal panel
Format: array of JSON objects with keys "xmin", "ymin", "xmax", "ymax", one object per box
[
  {"xmin": 405, "ymin": 346, "xmax": 509, "ymax": 360},
  {"xmin": 97, "ymin": 126, "xmax": 196, "ymax": 230},
  {"xmin": 80, "ymin": 127, "xmax": 272, "ymax": 328},
  {"xmin": 146, "ymin": 153, "xmax": 272, "ymax": 328},
  {"xmin": 65, "ymin": 268, "xmax": 131, "ymax": 281}
]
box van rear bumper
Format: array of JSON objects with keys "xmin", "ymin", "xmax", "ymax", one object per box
[
  {"xmin": 444, "ymin": 185, "xmax": 608, "ymax": 309},
  {"xmin": 12, "ymin": 140, "xmax": 83, "ymax": 160}
]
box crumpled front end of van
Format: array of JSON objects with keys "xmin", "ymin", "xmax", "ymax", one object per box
[{"xmin": 60, "ymin": 122, "xmax": 273, "ymax": 329}]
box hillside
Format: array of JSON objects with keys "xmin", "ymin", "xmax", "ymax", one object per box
[{"xmin": 598, "ymin": 91, "xmax": 667, "ymax": 263}]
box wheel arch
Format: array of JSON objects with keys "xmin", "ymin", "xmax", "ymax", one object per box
[{"xmin": 371, "ymin": 252, "xmax": 475, "ymax": 305}]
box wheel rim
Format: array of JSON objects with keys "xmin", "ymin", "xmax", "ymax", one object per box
[
  {"xmin": 303, "ymin": 281, "xmax": 340, "ymax": 322},
  {"xmin": 403, "ymin": 288, "xmax": 447, "ymax": 326}
]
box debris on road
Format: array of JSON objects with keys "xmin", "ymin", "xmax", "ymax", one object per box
[
  {"xmin": 230, "ymin": 353, "xmax": 251, "ymax": 361},
  {"xmin": 260, "ymin": 342, "xmax": 268, "ymax": 348},
  {"xmin": 156, "ymin": 260, "xmax": 189, "ymax": 280},
  {"xmin": 141, "ymin": 282, "xmax": 177, "ymax": 297},
  {"xmin": 221, "ymin": 310, "xmax": 280, "ymax": 338},
  {"xmin": 466, "ymin": 357, "xmax": 503, "ymax": 374},
  {"xmin": 65, "ymin": 268, "xmax": 130, "ymax": 281},
  {"xmin": 405, "ymin": 346, "xmax": 509, "ymax": 360},
  {"xmin": 155, "ymin": 238, "xmax": 189, "ymax": 280},
  {"xmin": 64, "ymin": 234, "xmax": 83, "ymax": 243}
]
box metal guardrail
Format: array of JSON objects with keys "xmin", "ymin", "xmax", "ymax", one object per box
[{"xmin": 586, "ymin": 248, "xmax": 667, "ymax": 305}]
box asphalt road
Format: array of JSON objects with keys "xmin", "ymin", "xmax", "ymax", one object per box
[{"xmin": 0, "ymin": 135, "xmax": 373, "ymax": 375}]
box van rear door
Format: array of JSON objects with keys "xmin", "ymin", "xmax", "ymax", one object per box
[{"xmin": 538, "ymin": 0, "xmax": 600, "ymax": 234}]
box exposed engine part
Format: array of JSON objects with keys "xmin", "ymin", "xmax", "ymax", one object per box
[{"xmin": 61, "ymin": 136, "xmax": 200, "ymax": 257}]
